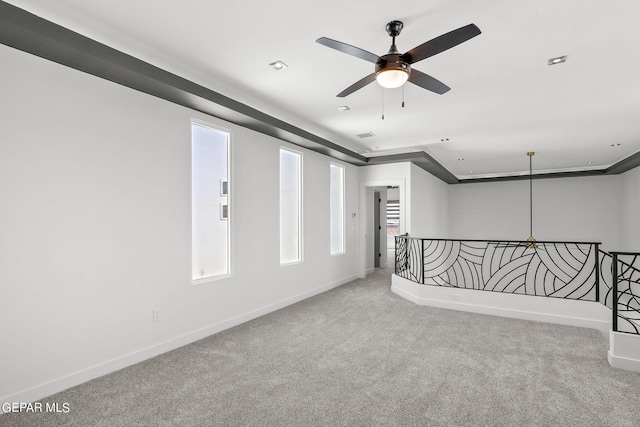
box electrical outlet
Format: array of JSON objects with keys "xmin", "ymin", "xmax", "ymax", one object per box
[
  {"xmin": 153, "ymin": 309, "xmax": 160, "ymax": 323},
  {"xmin": 451, "ymin": 294, "xmax": 461, "ymax": 301}
]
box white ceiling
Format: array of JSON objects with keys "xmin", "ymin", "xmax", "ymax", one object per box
[{"xmin": 8, "ymin": 0, "xmax": 640, "ymax": 178}]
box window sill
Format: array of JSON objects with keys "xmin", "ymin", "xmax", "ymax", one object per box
[
  {"xmin": 192, "ymin": 273, "xmax": 231, "ymax": 286},
  {"xmin": 280, "ymin": 260, "xmax": 303, "ymax": 267}
]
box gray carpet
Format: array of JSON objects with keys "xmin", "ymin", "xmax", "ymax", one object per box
[{"xmin": 3, "ymin": 266, "xmax": 640, "ymax": 426}]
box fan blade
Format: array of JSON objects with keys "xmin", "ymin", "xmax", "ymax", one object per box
[
  {"xmin": 337, "ymin": 74, "xmax": 376, "ymax": 97},
  {"xmin": 401, "ymin": 24, "xmax": 481, "ymax": 64},
  {"xmin": 408, "ymin": 70, "xmax": 450, "ymax": 94},
  {"xmin": 316, "ymin": 37, "xmax": 380, "ymax": 63}
]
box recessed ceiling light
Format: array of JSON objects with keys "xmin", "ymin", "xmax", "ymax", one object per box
[
  {"xmin": 547, "ymin": 55, "xmax": 567, "ymax": 66},
  {"xmin": 587, "ymin": 161, "xmax": 594, "ymax": 165},
  {"xmin": 269, "ymin": 60, "xmax": 288, "ymax": 70},
  {"xmin": 337, "ymin": 105, "xmax": 350, "ymax": 111},
  {"xmin": 440, "ymin": 138, "xmax": 450, "ymax": 142},
  {"xmin": 611, "ymin": 143, "xmax": 622, "ymax": 147}
]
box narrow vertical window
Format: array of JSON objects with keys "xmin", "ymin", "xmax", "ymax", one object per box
[
  {"xmin": 192, "ymin": 122, "xmax": 230, "ymax": 281},
  {"xmin": 330, "ymin": 163, "xmax": 345, "ymax": 255},
  {"xmin": 386, "ymin": 199, "xmax": 400, "ymax": 237},
  {"xmin": 280, "ymin": 148, "xmax": 302, "ymax": 264}
]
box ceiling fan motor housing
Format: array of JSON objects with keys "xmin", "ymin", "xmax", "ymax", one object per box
[{"xmin": 376, "ymin": 54, "xmax": 410, "ymax": 74}]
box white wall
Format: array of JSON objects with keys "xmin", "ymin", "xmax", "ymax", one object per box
[
  {"xmin": 620, "ymin": 166, "xmax": 640, "ymax": 251},
  {"xmin": 408, "ymin": 163, "xmax": 450, "ymax": 238},
  {"xmin": 448, "ymin": 175, "xmax": 622, "ymax": 250},
  {"xmin": 364, "ymin": 163, "xmax": 636, "ymax": 253},
  {"xmin": 0, "ymin": 45, "xmax": 359, "ymax": 403}
]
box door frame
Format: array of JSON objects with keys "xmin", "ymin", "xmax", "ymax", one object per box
[{"xmin": 357, "ymin": 179, "xmax": 406, "ymax": 278}]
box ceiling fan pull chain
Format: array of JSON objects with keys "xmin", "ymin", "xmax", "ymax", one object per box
[
  {"xmin": 402, "ymin": 85, "xmax": 405, "ymax": 108},
  {"xmin": 381, "ymin": 87, "xmax": 385, "ymax": 120}
]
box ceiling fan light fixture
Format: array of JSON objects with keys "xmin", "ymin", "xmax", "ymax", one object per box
[
  {"xmin": 376, "ymin": 68, "xmax": 409, "ymax": 88},
  {"xmin": 375, "ymin": 56, "xmax": 411, "ymax": 88}
]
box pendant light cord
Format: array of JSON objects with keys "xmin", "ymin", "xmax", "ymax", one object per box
[{"xmin": 529, "ymin": 153, "xmax": 533, "ymax": 238}]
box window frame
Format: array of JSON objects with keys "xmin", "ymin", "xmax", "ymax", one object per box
[
  {"xmin": 191, "ymin": 119, "xmax": 233, "ymax": 285},
  {"xmin": 329, "ymin": 162, "xmax": 346, "ymax": 256},
  {"xmin": 279, "ymin": 147, "xmax": 303, "ymax": 266}
]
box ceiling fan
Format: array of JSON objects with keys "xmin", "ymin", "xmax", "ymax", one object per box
[
  {"xmin": 493, "ymin": 152, "xmax": 543, "ymax": 251},
  {"xmin": 316, "ymin": 21, "xmax": 481, "ymax": 97}
]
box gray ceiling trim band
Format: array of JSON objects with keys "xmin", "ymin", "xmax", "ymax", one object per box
[
  {"xmin": 366, "ymin": 152, "xmax": 459, "ymax": 184},
  {"xmin": 1, "ymin": 1, "xmax": 638, "ymax": 184},
  {"xmin": 604, "ymin": 150, "xmax": 640, "ymax": 175},
  {"xmin": 458, "ymin": 150, "xmax": 640, "ymax": 184}
]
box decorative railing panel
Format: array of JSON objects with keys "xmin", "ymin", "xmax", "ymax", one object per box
[
  {"xmin": 395, "ymin": 236, "xmax": 422, "ymax": 283},
  {"xmin": 416, "ymin": 238, "xmax": 599, "ymax": 301},
  {"xmin": 599, "ymin": 250, "xmax": 613, "ymax": 309},
  {"xmin": 612, "ymin": 252, "xmax": 640, "ymax": 335}
]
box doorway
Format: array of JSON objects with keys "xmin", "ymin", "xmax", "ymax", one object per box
[{"xmin": 357, "ymin": 179, "xmax": 405, "ymax": 278}]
